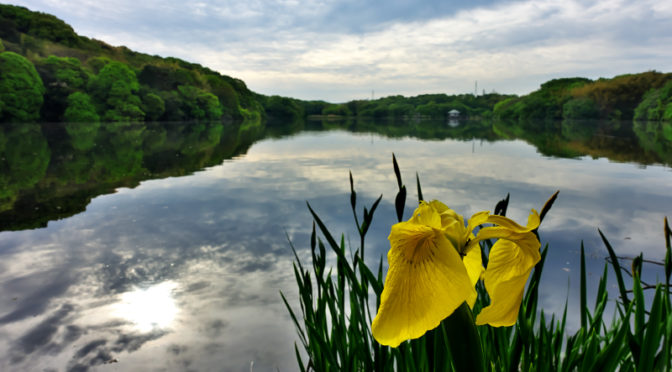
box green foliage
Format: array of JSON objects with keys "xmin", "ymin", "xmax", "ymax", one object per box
[
  {"xmin": 36, "ymin": 55, "xmax": 90, "ymax": 120},
  {"xmin": 0, "ymin": 16, "xmax": 20, "ymax": 44},
  {"xmin": 572, "ymin": 71, "xmax": 671, "ymax": 120},
  {"xmin": 39, "ymin": 55, "xmax": 88, "ymax": 88},
  {"xmin": 415, "ymin": 101, "xmax": 452, "ymax": 117},
  {"xmin": 141, "ymin": 92, "xmax": 165, "ymax": 121},
  {"xmin": 159, "ymin": 90, "xmax": 186, "ymax": 121},
  {"xmin": 85, "ymin": 56, "xmax": 111, "ymax": 74},
  {"xmin": 176, "ymin": 85, "xmax": 223, "ymax": 121},
  {"xmin": 322, "ymin": 103, "xmax": 352, "ymax": 116},
  {"xmin": 0, "ymin": 51, "xmax": 45, "ymax": 122},
  {"xmin": 261, "ymin": 95, "xmax": 305, "ymax": 122},
  {"xmin": 204, "ymin": 74, "xmax": 240, "ymax": 118},
  {"xmin": 138, "ymin": 64, "xmax": 198, "ymax": 91},
  {"xmin": 495, "ymin": 78, "xmax": 591, "ymax": 122},
  {"xmin": 300, "ymin": 100, "xmax": 330, "ymax": 116},
  {"xmin": 63, "ymin": 92, "xmax": 99, "ymax": 123},
  {"xmin": 634, "ymin": 80, "xmax": 672, "ymax": 121},
  {"xmin": 495, "ymin": 73, "xmax": 672, "ymax": 122},
  {"xmin": 0, "ymin": 4, "xmax": 80, "ymax": 47},
  {"xmin": 88, "ymin": 61, "xmax": 144, "ymax": 121},
  {"xmin": 563, "ymin": 97, "xmax": 599, "ymax": 119},
  {"xmin": 349, "ymin": 93, "xmax": 512, "ymax": 119},
  {"xmin": 0, "ymin": 38, "xmax": 4, "ymax": 52}
]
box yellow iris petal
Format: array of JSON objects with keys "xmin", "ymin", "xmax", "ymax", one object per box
[
  {"xmin": 471, "ymin": 210, "xmax": 540, "ymax": 251},
  {"xmin": 372, "ymin": 203, "xmax": 475, "ymax": 347},
  {"xmin": 409, "ymin": 201, "xmax": 443, "ymax": 229},
  {"xmin": 475, "ymin": 239, "xmax": 540, "ymax": 326},
  {"xmin": 463, "ymin": 246, "xmax": 483, "ymax": 308},
  {"xmin": 466, "ymin": 211, "xmax": 490, "ymax": 240},
  {"xmin": 474, "ymin": 210, "xmax": 542, "ymax": 326}
]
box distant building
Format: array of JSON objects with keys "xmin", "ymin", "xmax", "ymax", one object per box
[{"xmin": 448, "ymin": 109, "xmax": 460, "ymax": 118}]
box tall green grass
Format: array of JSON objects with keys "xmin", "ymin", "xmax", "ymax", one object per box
[{"xmin": 281, "ymin": 155, "xmax": 672, "ymax": 371}]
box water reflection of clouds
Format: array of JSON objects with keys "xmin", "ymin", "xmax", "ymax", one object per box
[
  {"xmin": 1, "ymin": 237, "xmax": 300, "ymax": 370},
  {"xmin": 1, "ymin": 131, "xmax": 670, "ymax": 370},
  {"xmin": 112, "ymin": 281, "xmax": 179, "ymax": 332}
]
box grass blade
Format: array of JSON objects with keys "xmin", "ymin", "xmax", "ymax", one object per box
[{"xmin": 600, "ymin": 228, "xmax": 630, "ymax": 307}]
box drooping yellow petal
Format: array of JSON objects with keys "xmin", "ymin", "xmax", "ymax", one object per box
[
  {"xmin": 466, "ymin": 211, "xmax": 490, "ymax": 240},
  {"xmin": 475, "ymin": 238, "xmax": 540, "ymax": 326},
  {"xmin": 470, "ymin": 209, "xmax": 540, "ymax": 253},
  {"xmin": 463, "ymin": 245, "xmax": 483, "ymax": 308},
  {"xmin": 462, "ymin": 211, "xmax": 490, "ymax": 255},
  {"xmin": 472, "ymin": 210, "xmax": 541, "ymax": 326},
  {"xmin": 372, "ymin": 209, "xmax": 475, "ymax": 347}
]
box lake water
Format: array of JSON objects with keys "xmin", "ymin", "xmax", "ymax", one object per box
[{"xmin": 0, "ymin": 118, "xmax": 670, "ymax": 371}]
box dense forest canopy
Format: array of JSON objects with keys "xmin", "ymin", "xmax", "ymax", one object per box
[{"xmin": 0, "ymin": 3, "xmax": 671, "ymax": 124}]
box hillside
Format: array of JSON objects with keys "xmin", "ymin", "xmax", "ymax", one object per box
[
  {"xmin": 493, "ymin": 73, "xmax": 672, "ymax": 122},
  {"xmin": 0, "ymin": 3, "xmax": 264, "ymax": 123}
]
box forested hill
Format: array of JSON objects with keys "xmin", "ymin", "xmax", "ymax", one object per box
[
  {"xmin": 0, "ymin": 3, "xmax": 266, "ymax": 123},
  {"xmin": 493, "ymin": 73, "xmax": 672, "ymax": 122}
]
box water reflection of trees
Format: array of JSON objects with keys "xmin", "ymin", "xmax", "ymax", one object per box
[
  {"xmin": 493, "ymin": 119, "xmax": 672, "ymax": 166},
  {"xmin": 0, "ymin": 117, "xmax": 670, "ymax": 231},
  {"xmin": 312, "ymin": 117, "xmax": 671, "ymax": 167},
  {"xmin": 0, "ymin": 124, "xmax": 50, "ymax": 212},
  {"xmin": 0, "ymin": 119, "xmax": 267, "ymax": 231}
]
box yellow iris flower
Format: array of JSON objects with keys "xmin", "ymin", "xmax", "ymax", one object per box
[{"xmin": 371, "ymin": 200, "xmax": 541, "ymax": 347}]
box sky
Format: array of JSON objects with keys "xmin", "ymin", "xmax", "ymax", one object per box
[{"xmin": 9, "ymin": 0, "xmax": 672, "ymax": 102}]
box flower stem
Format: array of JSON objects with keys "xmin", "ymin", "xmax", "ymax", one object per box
[{"xmin": 443, "ymin": 301, "xmax": 485, "ymax": 372}]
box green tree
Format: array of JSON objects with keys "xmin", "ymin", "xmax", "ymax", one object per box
[
  {"xmin": 159, "ymin": 90, "xmax": 186, "ymax": 121},
  {"xmin": 63, "ymin": 92, "xmax": 99, "ymax": 123},
  {"xmin": 88, "ymin": 61, "xmax": 144, "ymax": 121},
  {"xmin": 0, "ymin": 4, "xmax": 80, "ymax": 47},
  {"xmin": 0, "ymin": 51, "xmax": 45, "ymax": 122},
  {"xmin": 205, "ymin": 74, "xmax": 240, "ymax": 118},
  {"xmin": 141, "ymin": 92, "xmax": 165, "ymax": 121},
  {"xmin": 562, "ymin": 97, "xmax": 599, "ymax": 119},
  {"xmin": 86, "ymin": 56, "xmax": 110, "ymax": 74},
  {"xmin": 322, "ymin": 104, "xmax": 351, "ymax": 116},
  {"xmin": 262, "ymin": 95, "xmax": 304, "ymax": 122},
  {"xmin": 36, "ymin": 55, "xmax": 90, "ymax": 121},
  {"xmin": 177, "ymin": 85, "xmax": 222, "ymax": 120},
  {"xmin": 634, "ymin": 80, "xmax": 672, "ymax": 121},
  {"xmin": 39, "ymin": 56, "xmax": 87, "ymax": 89},
  {"xmin": 572, "ymin": 71, "xmax": 670, "ymax": 119}
]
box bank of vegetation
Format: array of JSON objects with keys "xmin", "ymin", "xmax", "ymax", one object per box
[
  {"xmin": 493, "ymin": 73, "xmax": 672, "ymax": 123},
  {"xmin": 275, "ymin": 73, "xmax": 672, "ymax": 123}
]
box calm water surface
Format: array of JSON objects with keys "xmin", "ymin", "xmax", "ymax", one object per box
[{"xmin": 0, "ymin": 119, "xmax": 670, "ymax": 371}]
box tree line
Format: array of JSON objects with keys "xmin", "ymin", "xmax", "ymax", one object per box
[{"xmin": 493, "ymin": 73, "xmax": 672, "ymax": 122}]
